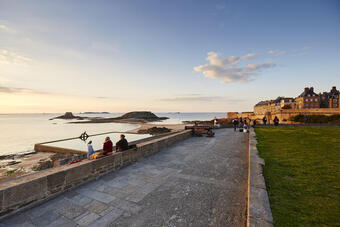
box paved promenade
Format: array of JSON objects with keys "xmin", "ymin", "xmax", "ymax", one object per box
[{"xmin": 0, "ymin": 129, "xmax": 249, "ymax": 227}]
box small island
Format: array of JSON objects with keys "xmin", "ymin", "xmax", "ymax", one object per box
[
  {"xmin": 68, "ymin": 111, "xmax": 169, "ymax": 124},
  {"xmin": 49, "ymin": 112, "xmax": 86, "ymax": 120}
]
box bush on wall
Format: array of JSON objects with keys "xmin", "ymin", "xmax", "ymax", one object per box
[{"xmin": 291, "ymin": 114, "xmax": 340, "ymax": 123}]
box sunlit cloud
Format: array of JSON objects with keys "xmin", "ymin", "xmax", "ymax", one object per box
[
  {"xmin": 241, "ymin": 53, "xmax": 259, "ymax": 60},
  {"xmin": 194, "ymin": 52, "xmax": 275, "ymax": 83},
  {"xmin": 0, "ymin": 85, "xmax": 49, "ymax": 95},
  {"xmin": 0, "ymin": 48, "xmax": 33, "ymax": 65},
  {"xmin": 267, "ymin": 49, "xmax": 287, "ymax": 56},
  {"xmin": 159, "ymin": 94, "xmax": 244, "ymax": 103},
  {"xmin": 0, "ymin": 24, "xmax": 16, "ymax": 34}
]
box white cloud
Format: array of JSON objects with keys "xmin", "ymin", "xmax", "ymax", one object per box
[
  {"xmin": 241, "ymin": 53, "xmax": 259, "ymax": 59},
  {"xmin": 267, "ymin": 50, "xmax": 287, "ymax": 56},
  {"xmin": 194, "ymin": 52, "xmax": 275, "ymax": 83},
  {"xmin": 0, "ymin": 48, "xmax": 33, "ymax": 65},
  {"xmin": 159, "ymin": 94, "xmax": 244, "ymax": 103},
  {"xmin": 0, "ymin": 24, "xmax": 16, "ymax": 34},
  {"xmin": 0, "ymin": 85, "xmax": 49, "ymax": 95}
]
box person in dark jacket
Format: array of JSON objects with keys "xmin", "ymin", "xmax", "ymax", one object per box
[
  {"xmin": 103, "ymin": 136, "xmax": 113, "ymax": 155},
  {"xmin": 232, "ymin": 119, "xmax": 238, "ymax": 131},
  {"xmin": 274, "ymin": 116, "xmax": 279, "ymax": 126},
  {"xmin": 262, "ymin": 116, "xmax": 267, "ymax": 125},
  {"xmin": 116, "ymin": 134, "xmax": 129, "ymax": 152}
]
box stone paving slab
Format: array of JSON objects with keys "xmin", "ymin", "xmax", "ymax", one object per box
[{"xmin": 0, "ymin": 129, "xmax": 248, "ymax": 227}]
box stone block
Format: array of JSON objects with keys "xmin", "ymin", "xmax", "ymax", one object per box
[
  {"xmin": 250, "ymin": 163, "xmax": 266, "ymax": 189},
  {"xmin": 75, "ymin": 211, "xmax": 100, "ymax": 226},
  {"xmin": 57, "ymin": 202, "xmax": 86, "ymax": 220},
  {"xmin": 113, "ymin": 153, "xmax": 123, "ymax": 169},
  {"xmin": 85, "ymin": 200, "xmax": 109, "ymax": 214},
  {"xmin": 47, "ymin": 171, "xmax": 66, "ymax": 194},
  {"xmin": 249, "ymin": 186, "xmax": 273, "ymax": 223},
  {"xmin": 92, "ymin": 156, "xmax": 114, "ymax": 172},
  {"xmin": 31, "ymin": 210, "xmax": 60, "ymax": 226},
  {"xmin": 88, "ymin": 207, "xmax": 123, "ymax": 226},
  {"xmin": 2, "ymin": 177, "xmax": 47, "ymax": 211},
  {"xmin": 249, "ymin": 216, "xmax": 273, "ymax": 227},
  {"xmin": 65, "ymin": 163, "xmax": 93, "ymax": 186}
]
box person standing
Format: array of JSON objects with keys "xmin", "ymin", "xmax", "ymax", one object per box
[
  {"xmin": 103, "ymin": 137, "xmax": 113, "ymax": 155},
  {"xmin": 263, "ymin": 116, "xmax": 267, "ymax": 125},
  {"xmin": 253, "ymin": 119, "xmax": 257, "ymax": 128},
  {"xmin": 232, "ymin": 119, "xmax": 238, "ymax": 131},
  {"xmin": 274, "ymin": 116, "xmax": 279, "ymax": 126}
]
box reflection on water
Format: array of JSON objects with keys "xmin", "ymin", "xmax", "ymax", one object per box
[
  {"xmin": 0, "ymin": 112, "xmax": 226, "ymax": 155},
  {"xmin": 0, "ymin": 113, "xmax": 139, "ymax": 156},
  {"xmin": 151, "ymin": 112, "xmax": 227, "ymax": 124},
  {"xmin": 45, "ymin": 133, "xmax": 151, "ymax": 152}
]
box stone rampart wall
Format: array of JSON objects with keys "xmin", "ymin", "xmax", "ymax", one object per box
[{"xmin": 0, "ymin": 130, "xmax": 192, "ymax": 217}]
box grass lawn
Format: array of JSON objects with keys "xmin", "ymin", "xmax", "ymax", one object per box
[{"xmin": 255, "ymin": 127, "xmax": 340, "ymax": 227}]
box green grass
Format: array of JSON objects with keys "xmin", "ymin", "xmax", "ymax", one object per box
[{"xmin": 255, "ymin": 127, "xmax": 340, "ymax": 227}]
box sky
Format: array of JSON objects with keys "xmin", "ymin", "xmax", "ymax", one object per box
[{"xmin": 0, "ymin": 0, "xmax": 339, "ymax": 113}]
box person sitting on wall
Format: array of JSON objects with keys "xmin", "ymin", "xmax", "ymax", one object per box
[
  {"xmin": 116, "ymin": 134, "xmax": 129, "ymax": 152},
  {"xmin": 87, "ymin": 141, "xmax": 102, "ymax": 160},
  {"xmin": 103, "ymin": 136, "xmax": 113, "ymax": 155}
]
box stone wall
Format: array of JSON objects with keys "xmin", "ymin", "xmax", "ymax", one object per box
[
  {"xmin": 0, "ymin": 130, "xmax": 192, "ymax": 217},
  {"xmin": 228, "ymin": 107, "xmax": 340, "ymax": 124},
  {"xmin": 248, "ymin": 128, "xmax": 273, "ymax": 226}
]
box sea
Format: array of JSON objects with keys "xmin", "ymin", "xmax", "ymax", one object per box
[{"xmin": 0, "ymin": 112, "xmax": 226, "ymax": 156}]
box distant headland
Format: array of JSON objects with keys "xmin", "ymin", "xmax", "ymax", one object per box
[{"xmin": 50, "ymin": 111, "xmax": 169, "ymax": 124}]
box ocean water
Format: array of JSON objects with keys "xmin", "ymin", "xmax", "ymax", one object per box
[{"xmin": 0, "ymin": 112, "xmax": 226, "ymax": 156}]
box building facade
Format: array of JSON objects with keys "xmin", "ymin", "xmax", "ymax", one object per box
[{"xmin": 295, "ymin": 87, "xmax": 320, "ymax": 109}]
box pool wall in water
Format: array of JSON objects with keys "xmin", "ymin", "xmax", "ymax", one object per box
[{"xmin": 34, "ymin": 131, "xmax": 176, "ymax": 154}]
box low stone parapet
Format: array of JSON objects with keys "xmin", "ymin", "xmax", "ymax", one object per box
[
  {"xmin": 0, "ymin": 130, "xmax": 192, "ymax": 218},
  {"xmin": 247, "ymin": 128, "xmax": 273, "ymax": 226}
]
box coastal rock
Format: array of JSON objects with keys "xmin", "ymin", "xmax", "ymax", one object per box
[
  {"xmin": 118, "ymin": 111, "xmax": 168, "ymax": 121},
  {"xmin": 32, "ymin": 158, "xmax": 53, "ymax": 171},
  {"xmin": 49, "ymin": 112, "xmax": 86, "ymax": 120},
  {"xmin": 138, "ymin": 127, "xmax": 171, "ymax": 135}
]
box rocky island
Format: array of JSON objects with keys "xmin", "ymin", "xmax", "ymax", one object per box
[
  {"xmin": 49, "ymin": 112, "xmax": 87, "ymax": 120},
  {"xmin": 69, "ymin": 111, "xmax": 168, "ymax": 124}
]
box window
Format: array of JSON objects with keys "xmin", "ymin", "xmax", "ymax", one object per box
[{"xmin": 315, "ymin": 99, "xmax": 317, "ymax": 102}]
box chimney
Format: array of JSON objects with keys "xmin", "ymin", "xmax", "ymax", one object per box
[
  {"xmin": 332, "ymin": 86, "xmax": 336, "ymax": 93},
  {"xmin": 304, "ymin": 87, "xmax": 309, "ymax": 93},
  {"xmin": 310, "ymin": 87, "xmax": 314, "ymax": 92}
]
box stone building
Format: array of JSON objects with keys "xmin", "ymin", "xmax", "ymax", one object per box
[
  {"xmin": 320, "ymin": 86, "xmax": 339, "ymax": 108},
  {"xmin": 295, "ymin": 87, "xmax": 320, "ymax": 109}
]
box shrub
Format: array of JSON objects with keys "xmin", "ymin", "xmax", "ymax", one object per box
[{"xmin": 291, "ymin": 114, "xmax": 340, "ymax": 124}]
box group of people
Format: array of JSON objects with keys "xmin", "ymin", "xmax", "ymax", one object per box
[
  {"xmin": 232, "ymin": 117, "xmax": 257, "ymax": 132},
  {"xmin": 87, "ymin": 134, "xmax": 129, "ymax": 160},
  {"xmin": 262, "ymin": 116, "xmax": 280, "ymax": 126},
  {"xmin": 232, "ymin": 116, "xmax": 280, "ymax": 131}
]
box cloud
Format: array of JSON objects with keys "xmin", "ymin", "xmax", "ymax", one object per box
[
  {"xmin": 241, "ymin": 53, "xmax": 259, "ymax": 59},
  {"xmin": 267, "ymin": 50, "xmax": 287, "ymax": 56},
  {"xmin": 159, "ymin": 94, "xmax": 244, "ymax": 103},
  {"xmin": 0, "ymin": 24, "xmax": 16, "ymax": 34},
  {"xmin": 0, "ymin": 85, "xmax": 49, "ymax": 95},
  {"xmin": 194, "ymin": 52, "xmax": 275, "ymax": 83},
  {"xmin": 0, "ymin": 48, "xmax": 33, "ymax": 65}
]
